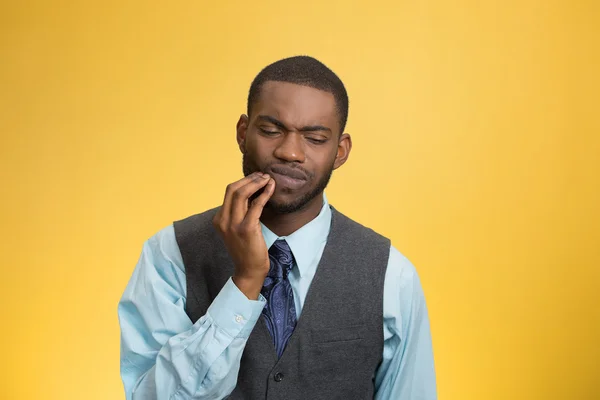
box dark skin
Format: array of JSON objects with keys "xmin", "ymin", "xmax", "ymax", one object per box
[{"xmin": 213, "ymin": 81, "xmax": 352, "ymax": 299}]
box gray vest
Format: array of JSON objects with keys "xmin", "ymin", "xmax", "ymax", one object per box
[{"xmin": 173, "ymin": 205, "xmax": 390, "ymax": 400}]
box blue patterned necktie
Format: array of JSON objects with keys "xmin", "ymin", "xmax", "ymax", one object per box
[{"xmin": 261, "ymin": 239, "xmax": 297, "ymax": 358}]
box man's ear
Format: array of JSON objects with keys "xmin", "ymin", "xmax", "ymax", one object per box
[
  {"xmin": 333, "ymin": 133, "xmax": 352, "ymax": 170},
  {"xmin": 236, "ymin": 114, "xmax": 249, "ymax": 154}
]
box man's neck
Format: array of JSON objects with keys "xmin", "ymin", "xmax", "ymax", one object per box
[{"xmin": 260, "ymin": 194, "xmax": 324, "ymax": 237}]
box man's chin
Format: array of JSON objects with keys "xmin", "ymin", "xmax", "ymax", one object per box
[
  {"xmin": 265, "ymin": 195, "xmax": 311, "ymax": 214},
  {"xmin": 264, "ymin": 199, "xmax": 298, "ymax": 214}
]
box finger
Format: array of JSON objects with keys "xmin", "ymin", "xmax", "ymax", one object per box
[
  {"xmin": 221, "ymin": 172, "xmax": 263, "ymax": 226},
  {"xmin": 245, "ymin": 178, "xmax": 276, "ymax": 223},
  {"xmin": 231, "ymin": 174, "xmax": 271, "ymax": 224}
]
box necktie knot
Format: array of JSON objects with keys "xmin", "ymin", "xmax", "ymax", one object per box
[{"xmin": 268, "ymin": 239, "xmax": 294, "ymax": 278}]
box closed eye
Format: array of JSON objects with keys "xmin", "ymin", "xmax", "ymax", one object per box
[
  {"xmin": 259, "ymin": 128, "xmax": 280, "ymax": 135},
  {"xmin": 307, "ymin": 137, "xmax": 328, "ymax": 144}
]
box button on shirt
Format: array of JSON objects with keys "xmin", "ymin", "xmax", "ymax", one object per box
[{"xmin": 118, "ymin": 195, "xmax": 437, "ymax": 399}]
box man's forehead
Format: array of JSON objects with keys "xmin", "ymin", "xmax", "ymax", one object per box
[{"xmin": 253, "ymin": 81, "xmax": 337, "ymax": 127}]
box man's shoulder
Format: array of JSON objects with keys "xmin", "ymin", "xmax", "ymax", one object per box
[
  {"xmin": 145, "ymin": 206, "xmax": 221, "ymax": 249},
  {"xmin": 332, "ymin": 206, "xmax": 418, "ymax": 279},
  {"xmin": 170, "ymin": 206, "xmax": 225, "ymax": 254},
  {"xmin": 331, "ymin": 206, "xmax": 390, "ymax": 242}
]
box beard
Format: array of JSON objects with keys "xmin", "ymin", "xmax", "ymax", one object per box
[{"xmin": 242, "ymin": 152, "xmax": 334, "ymax": 214}]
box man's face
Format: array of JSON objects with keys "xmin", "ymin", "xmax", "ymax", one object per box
[{"xmin": 238, "ymin": 81, "xmax": 350, "ymax": 214}]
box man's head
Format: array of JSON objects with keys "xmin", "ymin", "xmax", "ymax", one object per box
[{"xmin": 237, "ymin": 56, "xmax": 352, "ymax": 214}]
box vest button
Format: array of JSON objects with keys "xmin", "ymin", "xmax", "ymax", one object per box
[{"xmin": 274, "ymin": 372, "xmax": 284, "ymax": 382}]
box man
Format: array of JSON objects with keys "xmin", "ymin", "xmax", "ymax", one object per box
[{"xmin": 118, "ymin": 56, "xmax": 436, "ymax": 399}]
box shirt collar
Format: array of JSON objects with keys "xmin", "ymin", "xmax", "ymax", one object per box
[{"xmin": 261, "ymin": 193, "xmax": 332, "ymax": 278}]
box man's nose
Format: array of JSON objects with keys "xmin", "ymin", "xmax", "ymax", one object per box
[{"xmin": 273, "ymin": 133, "xmax": 306, "ymax": 163}]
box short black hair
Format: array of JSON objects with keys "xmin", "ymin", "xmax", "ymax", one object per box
[{"xmin": 247, "ymin": 56, "xmax": 349, "ymax": 133}]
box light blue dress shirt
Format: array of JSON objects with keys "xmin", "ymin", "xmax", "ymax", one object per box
[{"xmin": 119, "ymin": 195, "xmax": 437, "ymax": 399}]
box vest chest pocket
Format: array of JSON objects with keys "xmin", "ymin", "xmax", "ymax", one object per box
[
  {"xmin": 308, "ymin": 324, "xmax": 372, "ymax": 386},
  {"xmin": 310, "ymin": 324, "xmax": 366, "ymax": 344}
]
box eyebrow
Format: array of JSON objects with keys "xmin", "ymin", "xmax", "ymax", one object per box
[{"xmin": 258, "ymin": 115, "xmax": 331, "ymax": 133}]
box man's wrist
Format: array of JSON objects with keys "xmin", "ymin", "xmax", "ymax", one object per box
[{"xmin": 232, "ymin": 274, "xmax": 266, "ymax": 300}]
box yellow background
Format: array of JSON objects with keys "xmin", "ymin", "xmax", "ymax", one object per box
[{"xmin": 1, "ymin": 1, "xmax": 598, "ymax": 399}]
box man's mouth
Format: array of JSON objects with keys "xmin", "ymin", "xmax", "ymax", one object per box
[{"xmin": 269, "ymin": 165, "xmax": 308, "ymax": 190}]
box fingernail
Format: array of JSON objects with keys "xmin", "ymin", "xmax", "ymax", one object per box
[{"xmin": 262, "ymin": 173, "xmax": 270, "ymax": 179}]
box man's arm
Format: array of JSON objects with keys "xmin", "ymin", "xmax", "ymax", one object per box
[
  {"xmin": 118, "ymin": 227, "xmax": 266, "ymax": 400},
  {"xmin": 374, "ymin": 246, "xmax": 437, "ymax": 400},
  {"xmin": 119, "ymin": 172, "xmax": 277, "ymax": 399}
]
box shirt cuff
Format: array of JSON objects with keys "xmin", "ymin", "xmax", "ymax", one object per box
[{"xmin": 206, "ymin": 277, "xmax": 266, "ymax": 339}]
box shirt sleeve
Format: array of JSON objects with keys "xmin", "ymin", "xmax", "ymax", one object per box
[
  {"xmin": 375, "ymin": 245, "xmax": 437, "ymax": 400},
  {"xmin": 118, "ymin": 225, "xmax": 266, "ymax": 400}
]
